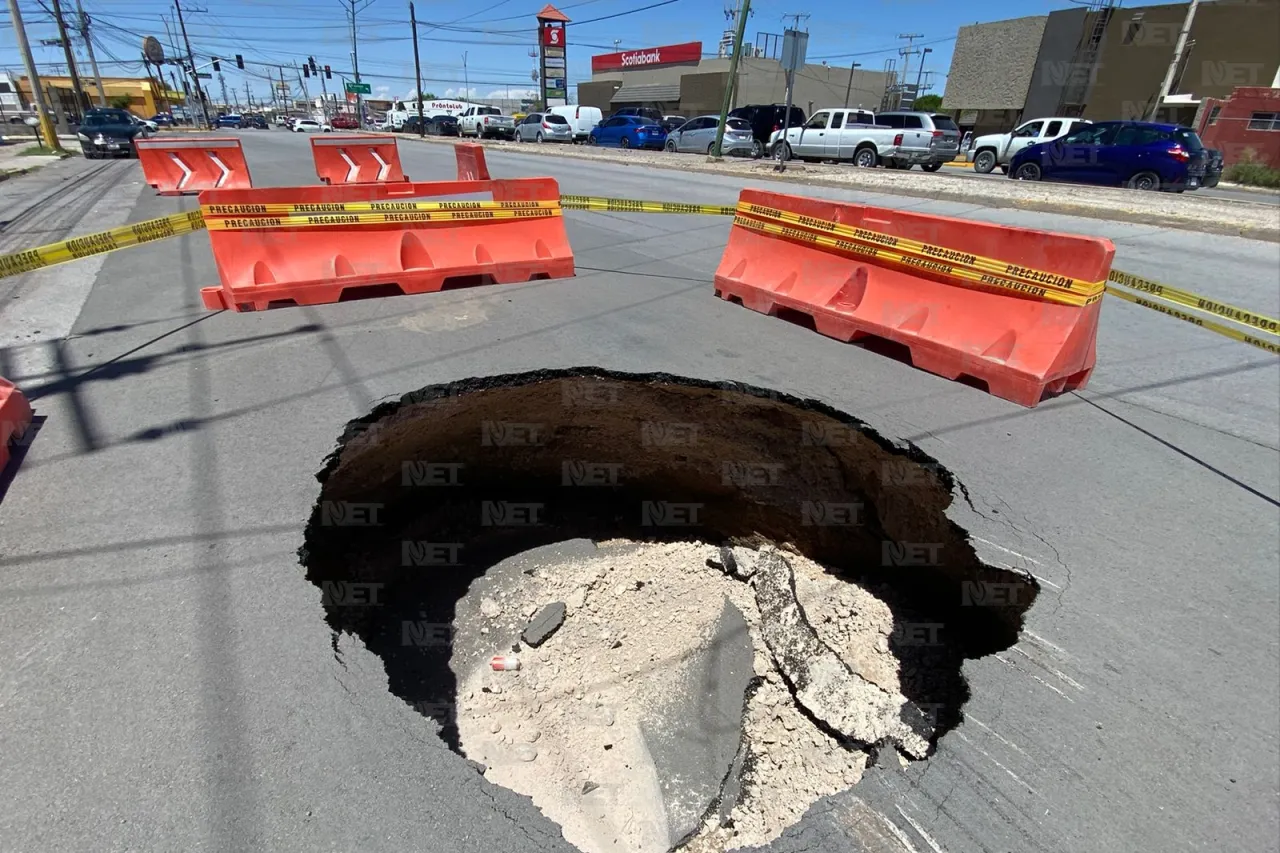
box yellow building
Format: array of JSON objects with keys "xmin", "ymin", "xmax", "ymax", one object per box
[{"xmin": 17, "ymin": 75, "xmax": 185, "ymax": 119}]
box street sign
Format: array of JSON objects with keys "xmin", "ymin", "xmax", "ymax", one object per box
[
  {"xmin": 142, "ymin": 35, "xmax": 165, "ymax": 65},
  {"xmin": 345, "ymin": 81, "xmax": 372, "ymax": 95},
  {"xmin": 546, "ymin": 88, "xmax": 566, "ymax": 99},
  {"xmin": 781, "ymin": 29, "xmax": 809, "ymax": 73}
]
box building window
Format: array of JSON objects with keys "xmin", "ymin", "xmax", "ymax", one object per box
[
  {"xmin": 1247, "ymin": 112, "xmax": 1280, "ymax": 131},
  {"xmin": 1207, "ymin": 106, "xmax": 1221, "ymax": 125},
  {"xmin": 0, "ymin": 82, "xmax": 11, "ymax": 93}
]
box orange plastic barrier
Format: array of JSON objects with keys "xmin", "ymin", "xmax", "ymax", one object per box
[
  {"xmin": 311, "ymin": 134, "xmax": 409, "ymax": 185},
  {"xmin": 0, "ymin": 376, "xmax": 33, "ymax": 471},
  {"xmin": 135, "ymin": 136, "xmax": 253, "ymax": 195},
  {"xmin": 455, "ymin": 143, "xmax": 491, "ymax": 181},
  {"xmin": 197, "ymin": 177, "xmax": 573, "ymax": 312},
  {"xmin": 714, "ymin": 189, "xmax": 1115, "ymax": 407}
]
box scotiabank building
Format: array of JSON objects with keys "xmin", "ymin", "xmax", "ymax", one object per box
[{"xmin": 579, "ymin": 40, "xmax": 891, "ymax": 119}]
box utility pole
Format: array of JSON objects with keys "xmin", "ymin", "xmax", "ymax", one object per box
[
  {"xmin": 896, "ymin": 33, "xmax": 923, "ymax": 110},
  {"xmin": 910, "ymin": 47, "xmax": 932, "ymax": 110},
  {"xmin": 843, "ymin": 61, "xmax": 861, "ymax": 108},
  {"xmin": 244, "ymin": 80, "xmax": 251, "ymax": 110},
  {"xmin": 174, "ymin": 0, "xmax": 210, "ymax": 128},
  {"xmin": 344, "ymin": 0, "xmax": 366, "ymax": 128},
  {"xmin": 6, "ymin": 0, "xmax": 61, "ymax": 149},
  {"xmin": 1150, "ymin": 0, "xmax": 1199, "ymax": 120},
  {"xmin": 295, "ymin": 63, "xmax": 311, "ymax": 113},
  {"xmin": 219, "ymin": 72, "xmax": 229, "ymax": 112},
  {"xmin": 462, "ymin": 51, "xmax": 469, "ymax": 101},
  {"xmin": 74, "ymin": 0, "xmax": 106, "ymax": 106},
  {"xmin": 50, "ymin": 0, "xmax": 88, "ymax": 114},
  {"xmin": 711, "ymin": 0, "xmax": 751, "ymax": 158},
  {"xmin": 410, "ymin": 1, "xmax": 425, "ymax": 136},
  {"xmin": 318, "ymin": 70, "xmax": 330, "ymax": 121}
]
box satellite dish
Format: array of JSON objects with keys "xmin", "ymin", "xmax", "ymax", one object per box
[{"xmin": 143, "ymin": 36, "xmax": 164, "ymax": 65}]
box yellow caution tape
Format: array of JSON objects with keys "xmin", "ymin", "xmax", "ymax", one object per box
[
  {"xmin": 736, "ymin": 201, "xmax": 1106, "ymax": 299},
  {"xmin": 204, "ymin": 207, "xmax": 562, "ymax": 230},
  {"xmin": 732, "ymin": 214, "xmax": 1101, "ymax": 307},
  {"xmin": 201, "ymin": 199, "xmax": 560, "ymax": 216},
  {"xmin": 1107, "ymin": 269, "xmax": 1278, "ymax": 337},
  {"xmin": 1105, "ymin": 285, "xmax": 1280, "ymax": 355},
  {"xmin": 0, "ymin": 210, "xmax": 206, "ymax": 281},
  {"xmin": 561, "ymin": 195, "xmax": 737, "ymax": 216}
]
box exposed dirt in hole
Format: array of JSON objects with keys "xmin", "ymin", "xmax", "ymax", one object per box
[
  {"xmin": 300, "ymin": 368, "xmax": 1039, "ymax": 850},
  {"xmin": 450, "ymin": 539, "xmax": 905, "ymax": 851}
]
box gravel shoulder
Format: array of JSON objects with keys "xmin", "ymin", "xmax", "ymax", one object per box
[{"xmin": 403, "ymin": 134, "xmax": 1280, "ymax": 242}]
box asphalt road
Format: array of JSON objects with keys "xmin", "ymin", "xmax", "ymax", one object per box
[
  {"xmin": 0, "ymin": 130, "xmax": 1277, "ymax": 853},
  {"xmin": 936, "ymin": 161, "xmax": 1280, "ymax": 206}
]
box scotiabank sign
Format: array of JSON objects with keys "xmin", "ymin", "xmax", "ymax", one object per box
[{"xmin": 591, "ymin": 41, "xmax": 702, "ymax": 73}]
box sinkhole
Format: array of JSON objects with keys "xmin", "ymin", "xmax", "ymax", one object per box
[{"xmin": 300, "ymin": 368, "xmax": 1037, "ymax": 852}]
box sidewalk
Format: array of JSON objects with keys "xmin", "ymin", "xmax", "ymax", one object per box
[{"xmin": 0, "ymin": 138, "xmax": 81, "ymax": 179}]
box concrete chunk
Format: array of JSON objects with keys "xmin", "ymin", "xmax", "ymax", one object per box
[
  {"xmin": 521, "ymin": 602, "xmax": 567, "ymax": 648},
  {"xmin": 752, "ymin": 549, "xmax": 933, "ymax": 758}
]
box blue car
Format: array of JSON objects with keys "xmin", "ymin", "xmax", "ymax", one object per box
[
  {"xmin": 588, "ymin": 115, "xmax": 667, "ymax": 150},
  {"xmin": 1009, "ymin": 120, "xmax": 1208, "ymax": 192},
  {"xmin": 216, "ymin": 114, "xmax": 243, "ymax": 129}
]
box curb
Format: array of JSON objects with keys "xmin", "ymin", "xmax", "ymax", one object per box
[{"xmin": 400, "ymin": 134, "xmax": 1280, "ymax": 244}]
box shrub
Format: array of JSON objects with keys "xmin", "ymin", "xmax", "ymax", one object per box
[{"xmin": 1223, "ymin": 162, "xmax": 1280, "ymax": 188}]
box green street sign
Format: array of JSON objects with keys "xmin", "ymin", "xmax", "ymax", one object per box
[{"xmin": 344, "ymin": 81, "xmax": 372, "ymax": 95}]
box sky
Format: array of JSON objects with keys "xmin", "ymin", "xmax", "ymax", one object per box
[{"xmin": 0, "ymin": 0, "xmax": 1080, "ymax": 106}]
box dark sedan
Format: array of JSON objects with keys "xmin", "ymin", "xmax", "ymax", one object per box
[
  {"xmin": 77, "ymin": 109, "xmax": 147, "ymax": 158},
  {"xmin": 425, "ymin": 114, "xmax": 459, "ymax": 136}
]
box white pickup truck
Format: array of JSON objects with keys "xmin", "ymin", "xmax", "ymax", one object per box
[
  {"xmin": 458, "ymin": 106, "xmax": 515, "ymax": 140},
  {"xmin": 769, "ymin": 109, "xmax": 957, "ymax": 171},
  {"xmin": 969, "ymin": 117, "xmax": 1091, "ymax": 174}
]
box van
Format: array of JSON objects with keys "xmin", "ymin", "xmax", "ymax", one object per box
[{"xmin": 550, "ymin": 105, "xmax": 602, "ymax": 142}]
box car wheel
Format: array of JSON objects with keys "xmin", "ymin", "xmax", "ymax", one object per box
[
  {"xmin": 620, "ymin": 136, "xmax": 630, "ymax": 149},
  {"xmin": 921, "ymin": 162, "xmax": 943, "ymax": 172},
  {"xmin": 1013, "ymin": 162, "xmax": 1042, "ymax": 181},
  {"xmin": 773, "ymin": 141, "xmax": 792, "ymax": 161},
  {"xmin": 1126, "ymin": 171, "xmax": 1160, "ymax": 192},
  {"xmin": 751, "ymin": 139, "xmax": 764, "ymax": 159},
  {"xmin": 588, "ymin": 134, "xmax": 597, "ymax": 145},
  {"xmin": 665, "ymin": 139, "xmax": 677, "ymax": 152},
  {"xmin": 853, "ymin": 146, "xmax": 877, "ymax": 168},
  {"xmin": 536, "ymin": 131, "xmax": 543, "ymax": 143},
  {"xmin": 973, "ymin": 150, "xmax": 997, "ymax": 174}
]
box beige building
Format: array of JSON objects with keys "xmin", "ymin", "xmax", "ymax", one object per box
[
  {"xmin": 579, "ymin": 49, "xmax": 891, "ymax": 119},
  {"xmin": 16, "ymin": 75, "xmax": 184, "ymax": 121}
]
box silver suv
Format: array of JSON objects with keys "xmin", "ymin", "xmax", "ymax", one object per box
[{"xmin": 873, "ymin": 111, "xmax": 961, "ymax": 170}]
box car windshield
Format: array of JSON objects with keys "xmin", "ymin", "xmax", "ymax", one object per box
[
  {"xmin": 545, "ymin": 115, "xmax": 568, "ymax": 124},
  {"xmin": 82, "ymin": 113, "xmax": 128, "ymax": 126},
  {"xmin": 1062, "ymin": 124, "xmax": 1112, "ymax": 144},
  {"xmin": 930, "ymin": 115, "xmax": 958, "ymax": 131},
  {"xmin": 727, "ymin": 118, "xmax": 751, "ymax": 130},
  {"xmin": 479, "ymin": 107, "xmax": 500, "ymax": 115}
]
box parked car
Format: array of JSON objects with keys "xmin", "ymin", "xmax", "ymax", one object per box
[
  {"xmin": 1203, "ymin": 148, "xmax": 1223, "ymax": 187},
  {"xmin": 150, "ymin": 113, "xmax": 175, "ymax": 127},
  {"xmin": 515, "ymin": 112, "xmax": 573, "ymax": 143},
  {"xmin": 588, "ymin": 115, "xmax": 666, "ymax": 149},
  {"xmin": 130, "ymin": 114, "xmax": 159, "ymax": 133},
  {"xmin": 426, "ymin": 114, "xmax": 459, "ymax": 136},
  {"xmin": 330, "ymin": 113, "xmax": 359, "ymax": 130},
  {"xmin": 729, "ymin": 104, "xmax": 808, "ymax": 158},
  {"xmin": 770, "ymin": 108, "xmax": 942, "ymax": 169},
  {"xmin": 274, "ymin": 114, "xmax": 292, "ymax": 127},
  {"xmin": 292, "ymin": 119, "xmax": 331, "ymax": 133},
  {"xmin": 247, "ymin": 115, "xmax": 268, "ymax": 130},
  {"xmin": 458, "ymin": 106, "xmax": 515, "ymax": 139},
  {"xmin": 665, "ymin": 115, "xmax": 755, "ymax": 156},
  {"xmin": 1009, "ymin": 120, "xmax": 1208, "ymax": 192},
  {"xmin": 549, "ymin": 105, "xmax": 602, "ymax": 143},
  {"xmin": 660, "ymin": 115, "xmax": 687, "ymax": 133},
  {"xmin": 76, "ymin": 108, "xmax": 147, "ymax": 158},
  {"xmin": 871, "ymin": 111, "xmax": 961, "ymax": 169},
  {"xmin": 611, "ymin": 106, "xmax": 663, "ymax": 123},
  {"xmin": 216, "ymin": 114, "xmax": 243, "ymax": 129},
  {"xmin": 970, "ymin": 117, "xmax": 1091, "ymax": 174}
]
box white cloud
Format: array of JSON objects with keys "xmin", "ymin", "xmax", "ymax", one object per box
[
  {"xmin": 374, "ymin": 85, "xmax": 390, "ymax": 96},
  {"xmin": 485, "ymin": 88, "xmax": 539, "ymax": 100},
  {"xmin": 443, "ymin": 87, "xmax": 479, "ymax": 99}
]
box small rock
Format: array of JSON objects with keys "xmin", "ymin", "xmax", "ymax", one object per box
[
  {"xmin": 514, "ymin": 743, "xmax": 538, "ymax": 762},
  {"xmin": 522, "ymin": 602, "xmax": 567, "ymax": 647},
  {"xmin": 613, "ymin": 583, "xmax": 629, "ymax": 597},
  {"xmin": 876, "ymin": 636, "xmax": 890, "ymax": 653},
  {"xmin": 480, "ymin": 597, "xmax": 502, "ymax": 618},
  {"xmin": 489, "ymin": 721, "xmax": 502, "ymax": 734},
  {"xmin": 523, "ymin": 729, "xmax": 541, "ymax": 743},
  {"xmin": 611, "ymin": 639, "xmax": 622, "ymax": 649},
  {"xmin": 582, "ymin": 781, "xmax": 600, "ymax": 795},
  {"xmin": 566, "ymin": 586, "xmax": 588, "ymax": 610}
]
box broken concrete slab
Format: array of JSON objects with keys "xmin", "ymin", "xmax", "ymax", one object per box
[
  {"xmin": 753, "ymin": 549, "xmax": 933, "ymax": 759},
  {"xmin": 640, "ymin": 596, "xmax": 755, "ymax": 849},
  {"xmin": 522, "ymin": 602, "xmax": 567, "ymax": 647}
]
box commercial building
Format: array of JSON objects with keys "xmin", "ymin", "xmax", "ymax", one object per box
[
  {"xmin": 1198, "ymin": 86, "xmax": 1280, "ymax": 167},
  {"xmin": 578, "ymin": 41, "xmax": 892, "ymax": 120},
  {"xmin": 14, "ymin": 75, "xmax": 184, "ymax": 121},
  {"xmin": 943, "ymin": 0, "xmax": 1280, "ymax": 138}
]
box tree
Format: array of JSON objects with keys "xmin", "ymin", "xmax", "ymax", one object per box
[
  {"xmin": 913, "ymin": 94, "xmax": 942, "ymax": 112},
  {"xmin": 420, "ymin": 92, "xmax": 436, "ymax": 100},
  {"xmin": 109, "ymin": 94, "xmax": 133, "ymax": 111}
]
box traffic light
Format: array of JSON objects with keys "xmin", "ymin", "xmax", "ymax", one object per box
[
  {"xmin": 324, "ymin": 65, "xmax": 332, "ymax": 79},
  {"xmin": 303, "ymin": 64, "xmax": 311, "ymax": 78},
  {"xmin": 309, "ymin": 56, "xmax": 317, "ymax": 73},
  {"xmin": 235, "ymin": 54, "xmax": 244, "ymax": 69},
  {"xmin": 212, "ymin": 57, "xmax": 221, "ymax": 71}
]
